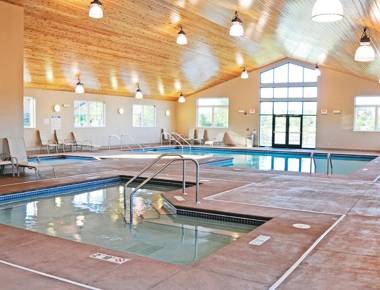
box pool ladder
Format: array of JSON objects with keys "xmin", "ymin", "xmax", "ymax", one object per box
[
  {"xmin": 309, "ymin": 152, "xmax": 333, "ymax": 175},
  {"xmin": 123, "ymin": 153, "xmax": 200, "ymax": 224}
]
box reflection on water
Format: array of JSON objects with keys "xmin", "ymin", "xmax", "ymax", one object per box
[
  {"xmin": 0, "ymin": 185, "xmax": 255, "ymax": 265},
  {"xmin": 142, "ymin": 148, "xmax": 373, "ymax": 175}
]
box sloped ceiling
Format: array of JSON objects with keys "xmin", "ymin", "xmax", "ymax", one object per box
[{"xmin": 4, "ymin": 0, "xmax": 380, "ymax": 100}]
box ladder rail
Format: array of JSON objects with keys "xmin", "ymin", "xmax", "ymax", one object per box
[
  {"xmin": 170, "ymin": 132, "xmax": 192, "ymax": 149},
  {"xmin": 122, "ymin": 134, "xmax": 145, "ymax": 151},
  {"xmin": 108, "ymin": 135, "xmax": 123, "ymax": 150},
  {"xmin": 165, "ymin": 132, "xmax": 184, "ymax": 152},
  {"xmin": 124, "ymin": 155, "xmax": 200, "ymax": 224},
  {"xmin": 327, "ymin": 153, "xmax": 333, "ymax": 175}
]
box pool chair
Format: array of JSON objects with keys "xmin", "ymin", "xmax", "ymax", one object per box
[
  {"xmin": 204, "ymin": 132, "xmax": 225, "ymax": 147},
  {"xmin": 194, "ymin": 128, "xmax": 205, "ymax": 145},
  {"xmin": 36, "ymin": 130, "xmax": 58, "ymax": 154},
  {"xmin": 6, "ymin": 137, "xmax": 56, "ymax": 178},
  {"xmin": 186, "ymin": 128, "xmax": 196, "ymax": 144},
  {"xmin": 70, "ymin": 132, "xmax": 95, "ymax": 151},
  {"xmin": 0, "ymin": 153, "xmax": 15, "ymax": 177},
  {"xmin": 160, "ymin": 129, "xmax": 171, "ymax": 145}
]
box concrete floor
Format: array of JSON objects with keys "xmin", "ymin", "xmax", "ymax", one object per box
[{"xmin": 0, "ymin": 148, "xmax": 379, "ymax": 289}]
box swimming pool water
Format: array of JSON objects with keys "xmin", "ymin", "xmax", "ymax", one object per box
[
  {"xmin": 29, "ymin": 156, "xmax": 96, "ymax": 165},
  {"xmin": 140, "ymin": 147, "xmax": 376, "ymax": 175},
  {"xmin": 0, "ymin": 183, "xmax": 256, "ymax": 265}
]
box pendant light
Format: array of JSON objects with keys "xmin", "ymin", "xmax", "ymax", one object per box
[
  {"xmin": 178, "ymin": 92, "xmax": 186, "ymax": 103},
  {"xmin": 241, "ymin": 67, "xmax": 249, "ymax": 79},
  {"xmin": 229, "ymin": 11, "xmax": 244, "ymax": 37},
  {"xmin": 312, "ymin": 0, "xmax": 343, "ymax": 23},
  {"xmin": 135, "ymin": 83, "xmax": 143, "ymax": 99},
  {"xmin": 176, "ymin": 26, "xmax": 188, "ymax": 45},
  {"xmin": 355, "ymin": 27, "xmax": 376, "ymax": 62},
  {"xmin": 75, "ymin": 76, "xmax": 85, "ymax": 94},
  {"xmin": 315, "ymin": 64, "xmax": 321, "ymax": 77},
  {"xmin": 89, "ymin": 0, "xmax": 103, "ymax": 19}
]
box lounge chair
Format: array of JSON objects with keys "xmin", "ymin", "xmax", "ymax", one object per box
[
  {"xmin": 0, "ymin": 153, "xmax": 15, "ymax": 176},
  {"xmin": 36, "ymin": 130, "xmax": 58, "ymax": 154},
  {"xmin": 160, "ymin": 129, "xmax": 171, "ymax": 145},
  {"xmin": 186, "ymin": 128, "xmax": 196, "ymax": 144},
  {"xmin": 205, "ymin": 132, "xmax": 225, "ymax": 147},
  {"xmin": 70, "ymin": 132, "xmax": 95, "ymax": 151},
  {"xmin": 6, "ymin": 137, "xmax": 55, "ymax": 178},
  {"xmin": 194, "ymin": 128, "xmax": 205, "ymax": 145}
]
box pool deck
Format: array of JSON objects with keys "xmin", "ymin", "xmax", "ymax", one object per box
[{"xmin": 0, "ymin": 148, "xmax": 380, "ymax": 289}]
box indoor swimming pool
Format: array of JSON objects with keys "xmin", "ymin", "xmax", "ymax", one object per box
[
  {"xmin": 138, "ymin": 147, "xmax": 376, "ymax": 175},
  {"xmin": 0, "ymin": 180, "xmax": 258, "ymax": 265}
]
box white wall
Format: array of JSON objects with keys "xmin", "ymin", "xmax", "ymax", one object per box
[
  {"xmin": 0, "ymin": 2, "xmax": 24, "ymax": 154},
  {"xmin": 24, "ymin": 88, "xmax": 176, "ymax": 148},
  {"xmin": 176, "ymin": 60, "xmax": 380, "ymax": 151}
]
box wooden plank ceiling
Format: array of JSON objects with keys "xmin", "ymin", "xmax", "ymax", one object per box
[{"xmin": 4, "ymin": 0, "xmax": 380, "ymax": 100}]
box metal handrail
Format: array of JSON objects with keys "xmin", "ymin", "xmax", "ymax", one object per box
[
  {"xmin": 108, "ymin": 135, "xmax": 123, "ymax": 150},
  {"xmin": 170, "ymin": 132, "xmax": 192, "ymax": 149},
  {"xmin": 327, "ymin": 153, "xmax": 333, "ymax": 175},
  {"xmin": 165, "ymin": 132, "xmax": 184, "ymax": 152},
  {"xmin": 309, "ymin": 152, "xmax": 316, "ymax": 174},
  {"xmin": 124, "ymin": 154, "xmax": 200, "ymax": 224},
  {"xmin": 121, "ymin": 134, "xmax": 145, "ymax": 151}
]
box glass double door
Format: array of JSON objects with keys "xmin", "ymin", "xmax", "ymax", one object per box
[{"xmin": 272, "ymin": 115, "xmax": 302, "ymax": 148}]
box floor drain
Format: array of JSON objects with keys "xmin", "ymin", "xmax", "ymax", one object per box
[{"xmin": 293, "ymin": 223, "xmax": 311, "ymax": 229}]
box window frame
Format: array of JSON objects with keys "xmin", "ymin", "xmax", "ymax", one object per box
[
  {"xmin": 23, "ymin": 96, "xmax": 36, "ymax": 129},
  {"xmin": 73, "ymin": 100, "xmax": 106, "ymax": 128},
  {"xmin": 132, "ymin": 104, "xmax": 157, "ymax": 128},
  {"xmin": 196, "ymin": 97, "xmax": 229, "ymax": 129},
  {"xmin": 258, "ymin": 60, "xmax": 319, "ymax": 148},
  {"xmin": 353, "ymin": 96, "xmax": 380, "ymax": 132}
]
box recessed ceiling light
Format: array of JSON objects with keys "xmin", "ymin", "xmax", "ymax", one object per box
[
  {"xmin": 178, "ymin": 92, "xmax": 186, "ymax": 103},
  {"xmin": 135, "ymin": 83, "xmax": 143, "ymax": 99},
  {"xmin": 176, "ymin": 26, "xmax": 188, "ymax": 45},
  {"xmin": 75, "ymin": 76, "xmax": 85, "ymax": 94},
  {"xmin": 229, "ymin": 11, "xmax": 244, "ymax": 37},
  {"xmin": 89, "ymin": 0, "xmax": 103, "ymax": 19},
  {"xmin": 312, "ymin": 0, "xmax": 343, "ymax": 23},
  {"xmin": 355, "ymin": 27, "xmax": 376, "ymax": 62},
  {"xmin": 241, "ymin": 67, "xmax": 249, "ymax": 79}
]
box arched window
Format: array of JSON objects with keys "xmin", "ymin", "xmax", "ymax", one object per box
[{"xmin": 259, "ymin": 60, "xmax": 318, "ymax": 148}]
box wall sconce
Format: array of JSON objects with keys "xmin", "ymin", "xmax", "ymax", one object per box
[
  {"xmin": 165, "ymin": 109, "xmax": 171, "ymax": 117},
  {"xmin": 118, "ymin": 108, "xmax": 124, "ymax": 115},
  {"xmin": 249, "ymin": 108, "xmax": 256, "ymax": 114},
  {"xmin": 320, "ymin": 108, "xmax": 328, "ymax": 115},
  {"xmin": 53, "ymin": 104, "xmax": 61, "ymax": 113}
]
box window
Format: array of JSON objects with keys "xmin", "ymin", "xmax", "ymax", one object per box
[
  {"xmin": 197, "ymin": 98, "xmax": 229, "ymax": 128},
  {"xmin": 132, "ymin": 105, "xmax": 156, "ymax": 127},
  {"xmin": 259, "ymin": 61, "xmax": 318, "ymax": 148},
  {"xmin": 74, "ymin": 100, "xmax": 105, "ymax": 128},
  {"xmin": 24, "ymin": 96, "xmax": 36, "ymax": 128},
  {"xmin": 354, "ymin": 96, "xmax": 380, "ymax": 131}
]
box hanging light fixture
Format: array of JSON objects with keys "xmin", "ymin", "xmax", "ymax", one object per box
[
  {"xmin": 315, "ymin": 64, "xmax": 321, "ymax": 77},
  {"xmin": 176, "ymin": 26, "xmax": 188, "ymax": 45},
  {"xmin": 229, "ymin": 11, "xmax": 244, "ymax": 37},
  {"xmin": 178, "ymin": 92, "xmax": 186, "ymax": 103},
  {"xmin": 89, "ymin": 0, "xmax": 103, "ymax": 19},
  {"xmin": 241, "ymin": 67, "xmax": 249, "ymax": 79},
  {"xmin": 355, "ymin": 27, "xmax": 376, "ymax": 62},
  {"xmin": 75, "ymin": 76, "xmax": 85, "ymax": 94},
  {"xmin": 312, "ymin": 0, "xmax": 343, "ymax": 23},
  {"xmin": 135, "ymin": 83, "xmax": 143, "ymax": 99}
]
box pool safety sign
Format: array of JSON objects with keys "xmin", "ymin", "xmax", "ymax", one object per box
[{"xmin": 89, "ymin": 253, "xmax": 130, "ymax": 264}]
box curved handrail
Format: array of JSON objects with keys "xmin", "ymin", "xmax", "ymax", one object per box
[
  {"xmin": 310, "ymin": 152, "xmax": 317, "ymax": 174},
  {"xmin": 121, "ymin": 134, "xmax": 145, "ymax": 151},
  {"xmin": 327, "ymin": 153, "xmax": 333, "ymax": 175},
  {"xmin": 124, "ymin": 154, "xmax": 200, "ymax": 224},
  {"xmin": 170, "ymin": 132, "xmax": 192, "ymax": 149},
  {"xmin": 108, "ymin": 135, "xmax": 123, "ymax": 150}
]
